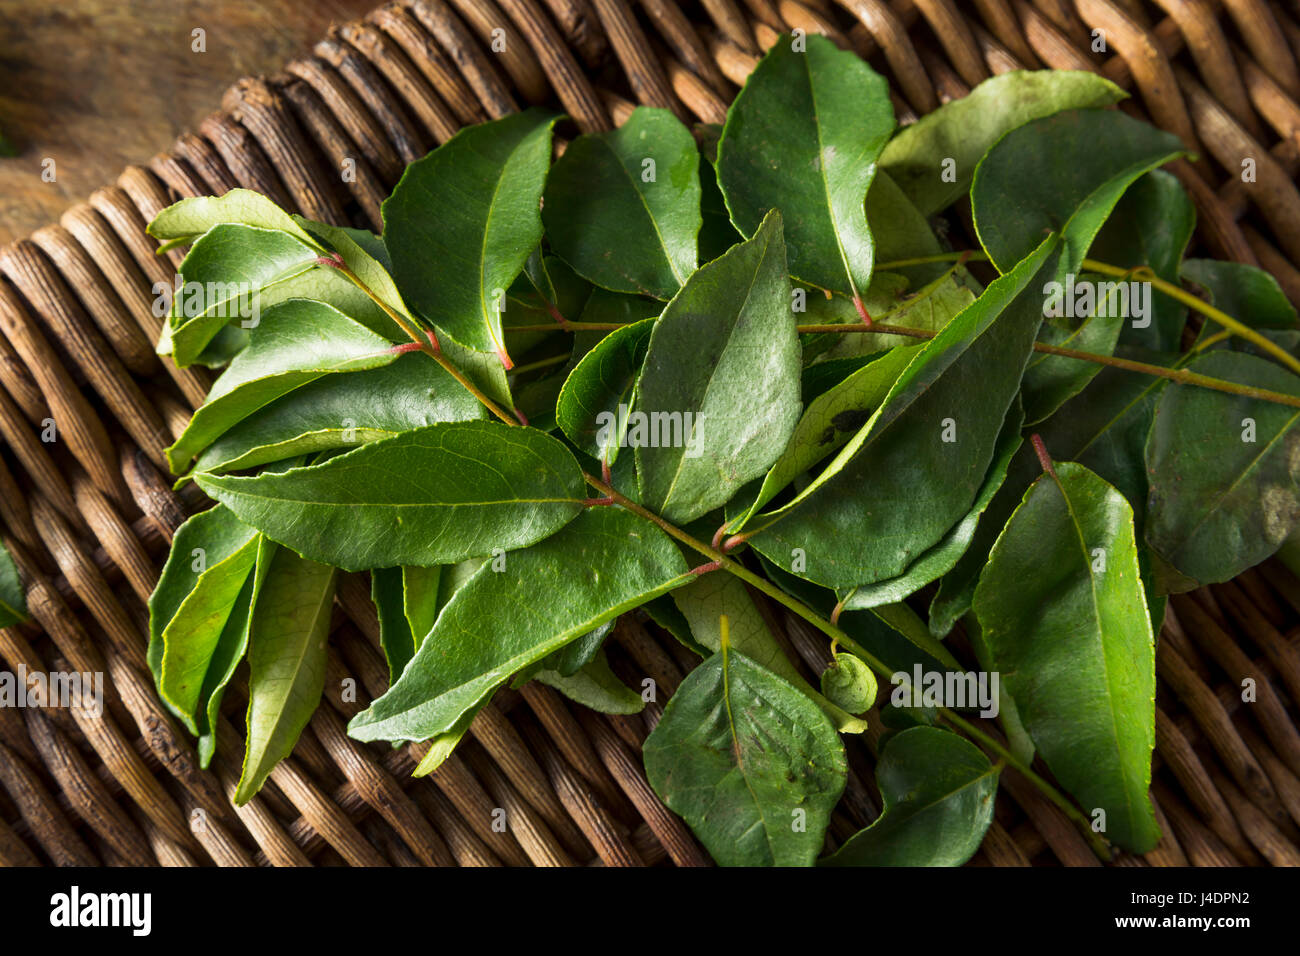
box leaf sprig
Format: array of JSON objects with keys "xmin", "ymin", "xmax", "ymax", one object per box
[{"xmin": 144, "ymin": 37, "xmax": 1300, "ymax": 865}]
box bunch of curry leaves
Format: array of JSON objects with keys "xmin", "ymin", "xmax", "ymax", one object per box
[{"xmin": 146, "ymin": 35, "xmax": 1300, "ymax": 866}]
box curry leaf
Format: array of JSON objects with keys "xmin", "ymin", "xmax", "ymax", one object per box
[
  {"xmin": 974, "ymin": 461, "xmax": 1160, "ymax": 852},
  {"xmin": 168, "ymin": 299, "xmax": 400, "ymax": 473},
  {"xmin": 535, "ymin": 649, "xmax": 644, "ymax": 715},
  {"xmin": 717, "ymin": 34, "xmax": 893, "ymax": 298},
  {"xmin": 972, "ymin": 109, "xmax": 1186, "ymax": 283},
  {"xmin": 1145, "ymin": 350, "xmax": 1300, "ymax": 586},
  {"xmin": 635, "ymin": 209, "xmax": 800, "ymax": 523},
  {"xmin": 747, "ymin": 238, "xmax": 1059, "ymax": 587},
  {"xmin": 880, "ymin": 70, "xmax": 1126, "ymax": 217},
  {"xmin": 149, "ymin": 188, "xmax": 319, "ymax": 247},
  {"xmin": 0, "ymin": 543, "xmax": 27, "ymax": 629},
  {"xmin": 348, "ymin": 507, "xmax": 689, "ymax": 743},
  {"xmin": 556, "ymin": 317, "xmax": 655, "ymax": 462},
  {"xmin": 643, "ymin": 642, "xmax": 847, "ymax": 866},
  {"xmin": 383, "ymin": 108, "xmax": 559, "ymax": 366},
  {"xmin": 1021, "ymin": 300, "xmax": 1122, "ymax": 425},
  {"xmin": 543, "ymin": 107, "xmax": 701, "ymax": 300},
  {"xmin": 195, "ymin": 420, "xmax": 586, "ymax": 571},
  {"xmin": 236, "ymin": 540, "xmax": 337, "ymax": 804},
  {"xmin": 821, "ymin": 726, "xmax": 997, "ymax": 866}
]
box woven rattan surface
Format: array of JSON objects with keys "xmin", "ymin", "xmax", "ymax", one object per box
[{"xmin": 2, "ymin": 0, "xmax": 1300, "ymax": 867}]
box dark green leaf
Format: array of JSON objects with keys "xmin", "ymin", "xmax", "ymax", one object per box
[
  {"xmin": 348, "ymin": 507, "xmax": 689, "ymax": 743},
  {"xmin": 1182, "ymin": 259, "xmax": 1298, "ymax": 335},
  {"xmin": 556, "ymin": 317, "xmax": 655, "ymax": 462},
  {"xmin": 974, "ymin": 461, "xmax": 1159, "ymax": 852},
  {"xmin": 236, "ymin": 541, "xmax": 337, "ymax": 804},
  {"xmin": 1145, "ymin": 350, "xmax": 1300, "ymax": 585},
  {"xmin": 972, "ymin": 109, "xmax": 1186, "ymax": 283},
  {"xmin": 0, "ymin": 543, "xmax": 27, "ymax": 628},
  {"xmin": 1022, "ymin": 296, "xmax": 1122, "ymax": 425},
  {"xmin": 821, "ymin": 726, "xmax": 997, "ymax": 866},
  {"xmin": 635, "ymin": 209, "xmax": 800, "ymax": 523},
  {"xmin": 196, "ymin": 420, "xmax": 586, "ymax": 571},
  {"xmin": 880, "ymin": 71, "xmax": 1126, "ymax": 217},
  {"xmin": 383, "ymin": 108, "xmax": 558, "ymax": 365},
  {"xmin": 543, "ymin": 107, "xmax": 701, "ymax": 299},
  {"xmin": 717, "ymin": 34, "xmax": 893, "ymax": 298},
  {"xmin": 644, "ymin": 642, "xmax": 846, "ymax": 866}
]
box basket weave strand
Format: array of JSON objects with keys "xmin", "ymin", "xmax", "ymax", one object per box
[{"xmin": 1, "ymin": 0, "xmax": 1300, "ymax": 867}]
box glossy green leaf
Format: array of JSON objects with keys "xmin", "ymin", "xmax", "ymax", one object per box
[
  {"xmin": 973, "ymin": 110, "xmax": 1185, "ymax": 284},
  {"xmin": 196, "ymin": 420, "xmax": 586, "ymax": 571},
  {"xmin": 1021, "ymin": 299, "xmax": 1122, "ymax": 425},
  {"xmin": 671, "ymin": 572, "xmax": 867, "ymax": 733},
  {"xmin": 149, "ymin": 189, "xmax": 319, "ymax": 246},
  {"xmin": 0, "ymin": 543, "xmax": 27, "ymax": 628},
  {"xmin": 635, "ymin": 210, "xmax": 800, "ymax": 523},
  {"xmin": 165, "ymin": 224, "xmax": 319, "ymax": 367},
  {"xmin": 149, "ymin": 505, "xmax": 259, "ymax": 733},
  {"xmin": 195, "ymin": 571, "xmax": 258, "ymax": 767},
  {"xmin": 643, "ymin": 642, "xmax": 847, "ymax": 867},
  {"xmin": 383, "ymin": 108, "xmax": 558, "ymax": 365},
  {"xmin": 168, "ymin": 299, "xmax": 399, "ymax": 473},
  {"xmin": 839, "ymin": 396, "xmax": 1024, "ymax": 610},
  {"xmin": 717, "ymin": 34, "xmax": 893, "ymax": 298},
  {"xmin": 748, "ymin": 238, "xmax": 1059, "ymax": 587},
  {"xmin": 535, "ymin": 649, "xmax": 643, "ymax": 715},
  {"xmin": 236, "ymin": 541, "xmax": 337, "ymax": 804},
  {"xmin": 821, "ymin": 726, "xmax": 997, "ymax": 866},
  {"xmin": 1090, "ymin": 170, "xmax": 1196, "ymax": 350},
  {"xmin": 373, "ymin": 567, "xmax": 420, "ymax": 683},
  {"xmin": 543, "ymin": 107, "xmax": 701, "ymax": 299},
  {"xmin": 556, "ymin": 318, "xmax": 655, "ymax": 463},
  {"xmin": 1145, "ymin": 350, "xmax": 1300, "ymax": 585},
  {"xmin": 1182, "ymin": 259, "xmax": 1298, "ymax": 336},
  {"xmin": 974, "ymin": 461, "xmax": 1159, "ymax": 852},
  {"xmin": 348, "ymin": 507, "xmax": 688, "ymax": 742},
  {"xmin": 190, "ymin": 351, "xmax": 486, "ymax": 476},
  {"xmin": 880, "ymin": 70, "xmax": 1126, "ymax": 217}
]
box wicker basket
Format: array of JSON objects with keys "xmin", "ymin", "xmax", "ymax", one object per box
[{"xmin": 2, "ymin": 0, "xmax": 1300, "ymax": 868}]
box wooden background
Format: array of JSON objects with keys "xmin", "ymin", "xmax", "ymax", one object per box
[{"xmin": 0, "ymin": 0, "xmax": 378, "ymax": 245}]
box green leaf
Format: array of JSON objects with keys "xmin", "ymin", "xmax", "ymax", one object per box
[
  {"xmin": 748, "ymin": 237, "xmax": 1059, "ymax": 587},
  {"xmin": 839, "ymin": 396, "xmax": 1024, "ymax": 610},
  {"xmin": 196, "ymin": 420, "xmax": 586, "ymax": 571},
  {"xmin": 236, "ymin": 541, "xmax": 337, "ymax": 804},
  {"xmin": 1021, "ymin": 295, "xmax": 1122, "ymax": 425},
  {"xmin": 699, "ymin": 153, "xmax": 742, "ymax": 263},
  {"xmin": 972, "ymin": 109, "xmax": 1186, "ymax": 283},
  {"xmin": 0, "ymin": 543, "xmax": 27, "ymax": 628},
  {"xmin": 930, "ymin": 351, "xmax": 1169, "ymax": 635},
  {"xmin": 149, "ymin": 505, "xmax": 259, "ymax": 732},
  {"xmin": 535, "ymin": 649, "xmax": 644, "ymax": 714},
  {"xmin": 820, "ymin": 652, "xmax": 877, "ymax": 714},
  {"xmin": 348, "ymin": 507, "xmax": 688, "ymax": 742},
  {"xmin": 635, "ymin": 209, "xmax": 800, "ymax": 523},
  {"xmin": 1145, "ymin": 350, "xmax": 1300, "ymax": 585},
  {"xmin": 543, "ymin": 107, "xmax": 701, "ymax": 300},
  {"xmin": 643, "ymin": 643, "xmax": 847, "ymax": 866},
  {"xmin": 717, "ymin": 34, "xmax": 893, "ymax": 298},
  {"xmin": 821, "ymin": 726, "xmax": 997, "ymax": 866},
  {"xmin": 383, "ymin": 108, "xmax": 558, "ymax": 365},
  {"xmin": 671, "ymin": 572, "xmax": 867, "ymax": 733},
  {"xmin": 165, "ymin": 224, "xmax": 321, "ymax": 367},
  {"xmin": 168, "ymin": 299, "xmax": 400, "ymax": 473},
  {"xmin": 1182, "ymin": 259, "xmax": 1298, "ymax": 336},
  {"xmin": 880, "ymin": 70, "xmax": 1126, "ymax": 217},
  {"xmin": 1090, "ymin": 170, "xmax": 1196, "ymax": 351},
  {"xmin": 556, "ymin": 317, "xmax": 655, "ymax": 462},
  {"xmin": 374, "ymin": 565, "xmax": 445, "ymax": 684},
  {"xmin": 974, "ymin": 461, "xmax": 1159, "ymax": 852},
  {"xmin": 729, "ymin": 345, "xmax": 919, "ymax": 528},
  {"xmin": 195, "ymin": 571, "xmax": 258, "ymax": 767},
  {"xmin": 190, "ymin": 351, "xmax": 486, "ymax": 476},
  {"xmin": 149, "ymin": 189, "xmax": 319, "ymax": 246}
]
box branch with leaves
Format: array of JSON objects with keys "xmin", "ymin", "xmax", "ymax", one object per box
[{"xmin": 143, "ymin": 39, "xmax": 1300, "ymax": 866}]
